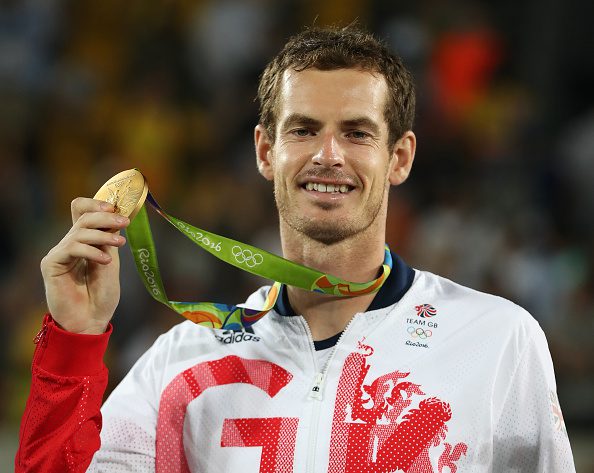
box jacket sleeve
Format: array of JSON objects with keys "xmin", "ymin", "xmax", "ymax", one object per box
[
  {"xmin": 15, "ymin": 314, "xmax": 112, "ymax": 473},
  {"xmin": 492, "ymin": 318, "xmax": 576, "ymax": 472}
]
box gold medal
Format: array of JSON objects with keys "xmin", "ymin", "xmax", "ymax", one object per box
[{"xmin": 93, "ymin": 169, "xmax": 148, "ymax": 220}]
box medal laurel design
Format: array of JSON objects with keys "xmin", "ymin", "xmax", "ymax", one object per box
[{"xmin": 93, "ymin": 169, "xmax": 148, "ymax": 220}]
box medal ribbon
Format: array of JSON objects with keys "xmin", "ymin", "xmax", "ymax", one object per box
[{"xmin": 125, "ymin": 192, "xmax": 392, "ymax": 330}]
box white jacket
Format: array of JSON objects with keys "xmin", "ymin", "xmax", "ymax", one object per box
[{"xmin": 91, "ymin": 261, "xmax": 575, "ymax": 472}]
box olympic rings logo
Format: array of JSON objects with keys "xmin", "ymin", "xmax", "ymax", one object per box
[
  {"xmin": 407, "ymin": 326, "xmax": 432, "ymax": 339},
  {"xmin": 231, "ymin": 245, "xmax": 263, "ymax": 268}
]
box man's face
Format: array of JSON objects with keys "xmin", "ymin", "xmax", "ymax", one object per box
[{"xmin": 261, "ymin": 68, "xmax": 396, "ymax": 245}]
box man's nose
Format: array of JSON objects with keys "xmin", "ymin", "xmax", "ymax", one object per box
[{"xmin": 312, "ymin": 133, "xmax": 344, "ymax": 167}]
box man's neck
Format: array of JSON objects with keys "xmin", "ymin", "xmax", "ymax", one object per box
[{"xmin": 280, "ymin": 222, "xmax": 386, "ymax": 341}]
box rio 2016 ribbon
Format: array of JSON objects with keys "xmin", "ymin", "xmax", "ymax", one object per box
[{"xmin": 113, "ymin": 173, "xmax": 393, "ymax": 330}]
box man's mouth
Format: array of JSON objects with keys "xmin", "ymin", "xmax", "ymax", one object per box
[{"xmin": 303, "ymin": 182, "xmax": 354, "ymax": 194}]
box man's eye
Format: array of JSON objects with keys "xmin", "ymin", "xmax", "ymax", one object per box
[
  {"xmin": 293, "ymin": 129, "xmax": 311, "ymax": 137},
  {"xmin": 348, "ymin": 131, "xmax": 369, "ymax": 140}
]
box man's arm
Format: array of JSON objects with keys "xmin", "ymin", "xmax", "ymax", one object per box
[
  {"xmin": 15, "ymin": 315, "xmax": 111, "ymax": 472},
  {"xmin": 16, "ymin": 196, "xmax": 128, "ymax": 470},
  {"xmin": 492, "ymin": 319, "xmax": 576, "ymax": 472}
]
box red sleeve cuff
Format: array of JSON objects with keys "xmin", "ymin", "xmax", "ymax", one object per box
[{"xmin": 35, "ymin": 314, "xmax": 113, "ymax": 377}]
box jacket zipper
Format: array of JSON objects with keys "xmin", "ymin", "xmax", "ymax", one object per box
[
  {"xmin": 32, "ymin": 320, "xmax": 49, "ymax": 367},
  {"xmin": 301, "ymin": 315, "xmax": 359, "ymax": 473},
  {"xmin": 34, "ymin": 323, "xmax": 48, "ymax": 345}
]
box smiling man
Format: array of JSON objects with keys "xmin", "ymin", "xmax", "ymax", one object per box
[
  {"xmin": 17, "ymin": 27, "xmax": 575, "ymax": 472},
  {"xmin": 255, "ymin": 65, "xmax": 415, "ymax": 340}
]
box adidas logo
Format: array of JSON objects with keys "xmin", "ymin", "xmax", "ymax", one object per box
[{"xmin": 215, "ymin": 330, "xmax": 261, "ymax": 344}]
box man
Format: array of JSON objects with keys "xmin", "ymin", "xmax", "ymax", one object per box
[{"xmin": 17, "ymin": 27, "xmax": 575, "ymax": 472}]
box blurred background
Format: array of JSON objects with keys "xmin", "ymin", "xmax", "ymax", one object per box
[{"xmin": 1, "ymin": 0, "xmax": 593, "ymax": 469}]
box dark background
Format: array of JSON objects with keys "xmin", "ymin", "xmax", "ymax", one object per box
[{"xmin": 1, "ymin": 0, "xmax": 593, "ymax": 469}]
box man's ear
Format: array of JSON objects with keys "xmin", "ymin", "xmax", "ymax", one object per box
[
  {"xmin": 388, "ymin": 130, "xmax": 416, "ymax": 186},
  {"xmin": 255, "ymin": 124, "xmax": 274, "ymax": 181}
]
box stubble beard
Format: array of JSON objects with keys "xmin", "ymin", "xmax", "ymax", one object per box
[{"xmin": 274, "ymin": 182, "xmax": 387, "ymax": 246}]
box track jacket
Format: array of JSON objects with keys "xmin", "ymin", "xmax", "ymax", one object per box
[{"xmin": 16, "ymin": 254, "xmax": 576, "ymax": 472}]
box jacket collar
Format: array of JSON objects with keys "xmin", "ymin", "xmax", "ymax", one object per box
[{"xmin": 274, "ymin": 251, "xmax": 415, "ymax": 317}]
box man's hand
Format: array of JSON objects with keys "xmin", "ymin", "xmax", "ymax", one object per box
[{"xmin": 40, "ymin": 198, "xmax": 130, "ymax": 334}]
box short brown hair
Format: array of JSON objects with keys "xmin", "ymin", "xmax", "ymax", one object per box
[{"xmin": 257, "ymin": 26, "xmax": 416, "ymax": 149}]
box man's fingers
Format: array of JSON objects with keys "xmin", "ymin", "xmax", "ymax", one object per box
[
  {"xmin": 72, "ymin": 210, "xmax": 130, "ymax": 232},
  {"xmin": 70, "ymin": 228, "xmax": 127, "ymax": 248},
  {"xmin": 43, "ymin": 242, "xmax": 112, "ymax": 272},
  {"xmin": 42, "ymin": 199, "xmax": 129, "ymax": 278},
  {"xmin": 42, "ymin": 229, "xmax": 126, "ymax": 274},
  {"xmin": 73, "ymin": 243, "xmax": 113, "ymax": 264},
  {"xmin": 71, "ymin": 197, "xmax": 115, "ymax": 225}
]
